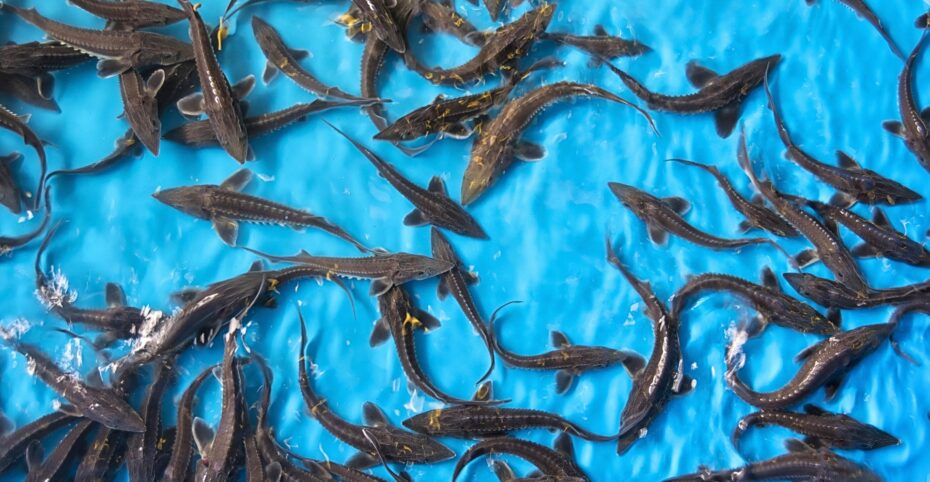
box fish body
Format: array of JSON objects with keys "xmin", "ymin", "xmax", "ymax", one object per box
[
  {"xmin": 161, "ymin": 364, "xmax": 215, "ymax": 482},
  {"xmin": 69, "ymin": 0, "xmax": 186, "ymax": 30},
  {"xmin": 605, "ymin": 54, "xmax": 781, "ymax": 137},
  {"xmin": 0, "ymin": 411, "xmax": 77, "ymax": 473},
  {"xmin": 609, "ymin": 182, "xmax": 775, "ymax": 250},
  {"xmin": 732, "ymin": 404, "xmax": 899, "ymax": 451},
  {"xmin": 126, "ymin": 361, "xmax": 174, "ymax": 482},
  {"xmin": 606, "ymin": 241, "xmax": 691, "ymax": 454},
  {"xmin": 119, "ymin": 68, "xmax": 165, "ymax": 156},
  {"xmin": 725, "ymin": 322, "xmax": 896, "ymax": 409},
  {"xmin": 784, "ymin": 272, "xmax": 930, "ymax": 309},
  {"xmin": 544, "ymin": 25, "xmax": 651, "ymax": 61},
  {"xmin": 0, "ymin": 41, "xmax": 91, "ymax": 77},
  {"xmin": 0, "ymin": 103, "xmax": 45, "ymax": 209},
  {"xmin": 177, "ymin": 0, "xmax": 251, "ymax": 163},
  {"xmin": 154, "ymin": 168, "xmax": 368, "ymax": 251},
  {"xmin": 667, "ymin": 158, "xmax": 799, "ymax": 237},
  {"xmin": 884, "ymin": 34, "xmax": 930, "ymax": 173},
  {"xmin": 463, "ymin": 82, "xmax": 653, "ymax": 205},
  {"xmin": 330, "ymin": 123, "xmax": 488, "ymax": 238},
  {"xmin": 452, "ymin": 435, "xmax": 588, "ymax": 482},
  {"xmin": 24, "ymin": 418, "xmax": 95, "ymax": 482},
  {"xmin": 672, "ymin": 271, "xmax": 837, "ymax": 335}
]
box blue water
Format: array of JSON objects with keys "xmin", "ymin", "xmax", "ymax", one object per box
[{"xmin": 1, "ymin": 0, "xmax": 929, "ymax": 480}]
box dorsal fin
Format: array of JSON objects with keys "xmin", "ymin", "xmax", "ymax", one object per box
[
  {"xmin": 86, "ymin": 368, "xmax": 105, "ymax": 388},
  {"xmin": 145, "ymin": 69, "xmax": 165, "ymax": 96},
  {"xmin": 594, "ymin": 24, "xmax": 608, "ymax": 36},
  {"xmin": 25, "ymin": 440, "xmax": 44, "ymax": 473},
  {"xmin": 427, "ymin": 176, "xmax": 448, "ymax": 196},
  {"xmin": 685, "ymin": 61, "xmax": 719, "ymax": 88},
  {"xmin": 105, "ymin": 282, "xmax": 127, "ymax": 307},
  {"xmin": 872, "ymin": 208, "xmax": 893, "ymax": 229},
  {"xmin": 835, "ymin": 151, "xmax": 861, "ymax": 169},
  {"xmin": 192, "ymin": 417, "xmax": 215, "ymax": 455},
  {"xmin": 473, "ymin": 381, "xmax": 493, "ymax": 402},
  {"xmin": 248, "ymin": 260, "xmax": 264, "ymax": 272},
  {"xmin": 551, "ymin": 330, "xmax": 570, "ymax": 348},
  {"xmin": 220, "ymin": 168, "xmax": 253, "ymax": 191}
]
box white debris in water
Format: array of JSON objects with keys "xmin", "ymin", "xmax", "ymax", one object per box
[
  {"xmin": 256, "ymin": 173, "xmax": 275, "ymax": 182},
  {"xmin": 637, "ymin": 427, "xmax": 648, "ymax": 439},
  {"xmin": 25, "ymin": 357, "xmax": 36, "ymax": 376},
  {"xmin": 51, "ymin": 400, "xmax": 61, "ymax": 411},
  {"xmin": 60, "ymin": 337, "xmax": 83, "ymax": 371},
  {"xmin": 404, "ymin": 389, "xmax": 424, "ymax": 413},
  {"xmin": 725, "ymin": 323, "xmax": 749, "ymax": 370},
  {"xmin": 493, "ymin": 250, "xmax": 502, "ymax": 260},
  {"xmin": 0, "ymin": 318, "xmax": 32, "ymax": 340},
  {"xmin": 392, "ymin": 378, "xmax": 401, "ymax": 393},
  {"xmin": 691, "ymin": 362, "xmax": 698, "ymax": 370},
  {"xmin": 128, "ymin": 305, "xmax": 166, "ymax": 353},
  {"xmin": 35, "ymin": 266, "xmax": 78, "ymax": 309}
]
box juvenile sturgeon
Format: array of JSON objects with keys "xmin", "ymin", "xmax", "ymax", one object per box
[
  {"xmin": 492, "ymin": 460, "xmax": 586, "ymax": 482},
  {"xmin": 732, "ymin": 404, "xmax": 899, "ymax": 452},
  {"xmin": 176, "ymin": 0, "xmax": 251, "ymax": 163},
  {"xmin": 246, "ymin": 246, "xmax": 452, "ymax": 296},
  {"xmin": 609, "ymin": 182, "xmax": 779, "ymax": 251},
  {"xmin": 0, "ymin": 40, "xmax": 91, "ymax": 78},
  {"xmin": 46, "ymin": 129, "xmax": 142, "ymax": 181},
  {"xmin": 489, "ymin": 305, "xmax": 641, "ymax": 394},
  {"xmin": 1, "ymin": 185, "xmax": 49, "ymax": 258},
  {"xmin": 765, "ymin": 79, "xmax": 920, "ymax": 206},
  {"xmin": 404, "ymin": 5, "xmax": 555, "ymax": 86},
  {"xmin": 666, "ymin": 158, "xmax": 799, "ymax": 238},
  {"xmin": 375, "ymin": 58, "xmax": 561, "ymax": 142},
  {"xmin": 0, "ymin": 337, "xmax": 144, "ymax": 432},
  {"xmin": 68, "ymin": 0, "xmax": 186, "ymax": 30},
  {"xmin": 462, "ymin": 82, "xmax": 655, "ymax": 205},
  {"xmin": 329, "ymin": 122, "xmax": 488, "ymax": 238},
  {"xmin": 807, "ymin": 200, "xmax": 930, "ymax": 267},
  {"xmin": 119, "ymin": 68, "xmax": 165, "ymax": 156},
  {"xmin": 34, "ymin": 223, "xmax": 145, "ymax": 343},
  {"xmin": 420, "ymin": 0, "xmax": 488, "ymax": 46},
  {"xmin": 165, "ymin": 98, "xmax": 375, "ymax": 148},
  {"xmin": 606, "ymin": 240, "xmax": 692, "ymax": 454},
  {"xmin": 0, "ymin": 411, "xmax": 77, "ymax": 473},
  {"xmin": 0, "ymin": 3, "xmax": 193, "ymax": 77},
  {"xmin": 297, "ymin": 309, "xmax": 455, "ymax": 468},
  {"xmin": 666, "ymin": 439, "xmax": 882, "ymax": 482},
  {"xmin": 252, "ymin": 16, "xmax": 380, "ymax": 102},
  {"xmin": 192, "ymin": 322, "xmax": 247, "ymax": 482},
  {"xmin": 154, "ymin": 168, "xmax": 369, "ymax": 251},
  {"xmin": 737, "ymin": 130, "xmax": 869, "ymax": 293},
  {"xmin": 452, "ymin": 435, "xmax": 588, "ymax": 482},
  {"xmin": 671, "ymin": 269, "xmax": 838, "ymax": 335},
  {"xmin": 725, "ymin": 320, "xmax": 899, "ymax": 409},
  {"xmin": 884, "ymin": 34, "xmax": 930, "ymax": 174},
  {"xmin": 0, "ymin": 103, "xmax": 45, "ymax": 209},
  {"xmin": 808, "ymin": 0, "xmax": 903, "ymax": 59},
  {"xmin": 604, "ymin": 54, "xmax": 781, "ymax": 138},
  {"xmin": 126, "ymin": 361, "xmax": 174, "ymax": 482},
  {"xmin": 372, "ymin": 285, "xmax": 506, "ymax": 406},
  {"xmin": 351, "ymin": 0, "xmax": 407, "ymax": 53},
  {"xmin": 162, "ymin": 364, "xmax": 216, "ymax": 482},
  {"xmin": 430, "ymin": 227, "xmax": 496, "ymax": 383},
  {"xmin": 23, "ymin": 418, "xmax": 95, "ymax": 482},
  {"xmin": 402, "ymin": 381, "xmax": 615, "ymax": 441},
  {"xmin": 783, "ymin": 272, "xmax": 930, "ymax": 309},
  {"xmin": 544, "ymin": 25, "xmax": 651, "ymax": 64},
  {"xmin": 0, "ymin": 73, "xmax": 60, "ymax": 113}
]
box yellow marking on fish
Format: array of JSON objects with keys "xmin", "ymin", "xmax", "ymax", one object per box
[
  {"xmin": 267, "ymin": 278, "xmax": 280, "ymax": 292},
  {"xmin": 192, "ymin": 3, "xmax": 202, "ymax": 11},
  {"xmin": 427, "ymin": 409, "xmax": 442, "ymax": 431},
  {"xmin": 310, "ymin": 398, "xmax": 327, "ymax": 416},
  {"xmin": 360, "ymin": 23, "xmax": 373, "ymax": 34},
  {"xmin": 217, "ymin": 17, "xmax": 228, "ymax": 51},
  {"xmin": 402, "ymin": 312, "xmax": 423, "ymax": 335}
]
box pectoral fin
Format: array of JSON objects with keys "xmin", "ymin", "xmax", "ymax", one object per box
[
  {"xmin": 620, "ymin": 351, "xmax": 647, "ymax": 377},
  {"xmin": 262, "ymin": 61, "xmax": 279, "ymax": 84},
  {"xmin": 882, "ymin": 120, "xmax": 904, "ymax": 138},
  {"xmin": 403, "ymin": 209, "xmax": 429, "ymax": 227},
  {"xmin": 192, "ymin": 417, "xmax": 215, "ymax": 455},
  {"xmin": 369, "ymin": 317, "xmax": 390, "ymax": 347},
  {"xmin": 836, "ymin": 151, "xmax": 861, "ymax": 169},
  {"xmin": 514, "ymin": 140, "xmax": 546, "ymax": 161},
  {"xmin": 851, "ymin": 243, "xmax": 881, "ymax": 258},
  {"xmin": 553, "ymin": 432, "xmax": 575, "ymax": 458},
  {"xmin": 824, "ymin": 376, "xmax": 844, "ymax": 400},
  {"xmin": 828, "ymin": 192, "xmax": 855, "ymax": 208},
  {"xmin": 714, "ymin": 101, "xmax": 741, "ymax": 138},
  {"xmin": 145, "ymin": 69, "xmax": 165, "ymax": 96},
  {"xmin": 369, "ymin": 278, "xmax": 393, "ymax": 296},
  {"xmin": 37, "ymin": 73, "xmax": 54, "ymax": 100},
  {"xmin": 25, "ymin": 440, "xmax": 43, "ymax": 473},
  {"xmin": 177, "ymin": 92, "xmax": 205, "ymax": 118},
  {"xmin": 414, "ymin": 308, "xmax": 442, "ymax": 331},
  {"xmin": 265, "ymin": 462, "xmax": 282, "ymax": 482},
  {"xmin": 761, "ymin": 266, "xmax": 780, "ymax": 291},
  {"xmin": 437, "ymin": 276, "xmax": 450, "ymax": 300},
  {"xmin": 555, "ymin": 370, "xmax": 575, "ymax": 394},
  {"xmin": 212, "ymin": 217, "xmax": 239, "ymax": 246},
  {"xmin": 232, "ymin": 75, "xmax": 256, "ymax": 99},
  {"xmin": 662, "ymin": 196, "xmax": 691, "ymax": 215},
  {"xmin": 427, "ymin": 176, "xmax": 448, "ymax": 196},
  {"xmin": 647, "ymin": 223, "xmax": 668, "ymax": 245},
  {"xmin": 345, "ymin": 451, "xmax": 380, "ymax": 469},
  {"xmin": 105, "ymin": 282, "xmax": 127, "ymax": 307},
  {"xmin": 96, "ymin": 58, "xmax": 132, "ymax": 78},
  {"xmin": 737, "ymin": 220, "xmax": 755, "ymax": 233},
  {"xmin": 550, "ymin": 330, "xmax": 570, "ymax": 348},
  {"xmin": 872, "ymin": 208, "xmax": 893, "ymax": 229},
  {"xmin": 793, "ymin": 248, "xmax": 819, "ymax": 268}
]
